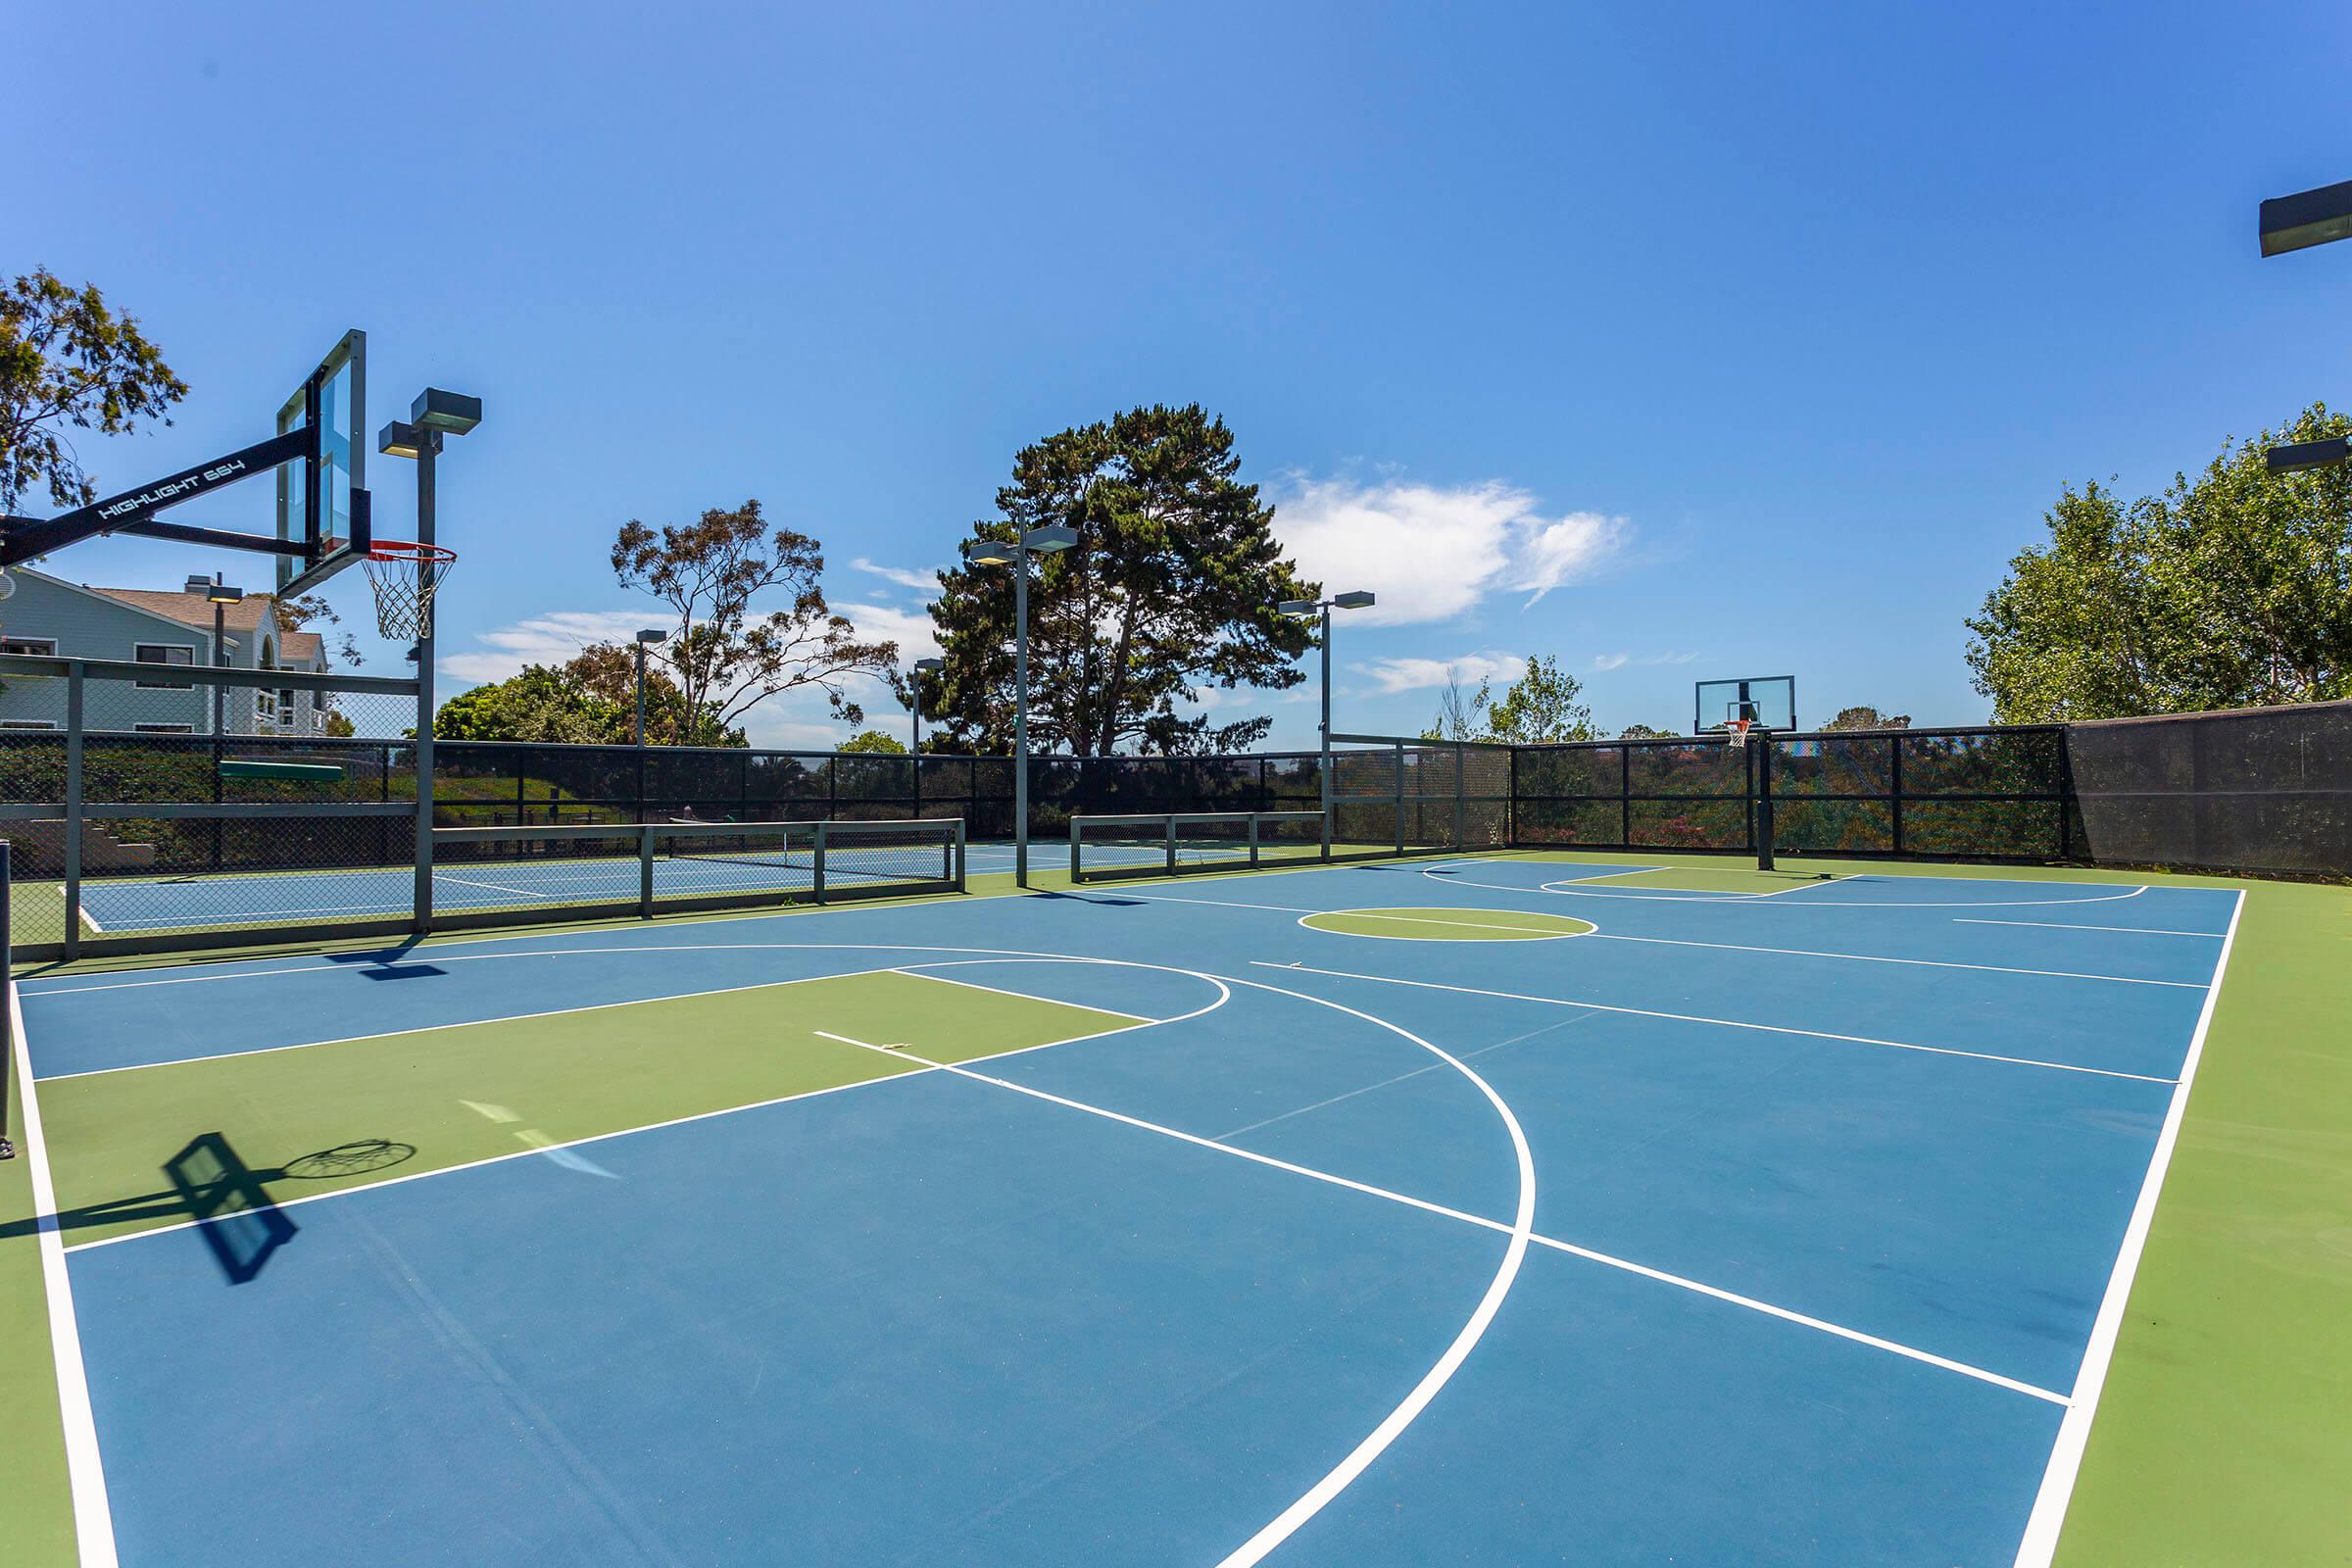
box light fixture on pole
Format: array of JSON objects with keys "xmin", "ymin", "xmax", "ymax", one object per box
[
  {"xmin": 2259, "ymin": 178, "xmax": 2351, "ymax": 471},
  {"xmin": 377, "ymin": 386, "xmax": 483, "ymax": 932},
  {"xmin": 185, "ymin": 573, "xmax": 245, "ymax": 736},
  {"xmin": 1278, "ymin": 590, "xmax": 1375, "ymax": 858},
  {"xmin": 633, "ymin": 629, "xmax": 669, "ymax": 746},
  {"xmin": 960, "ymin": 522, "xmax": 1078, "ymax": 886},
  {"xmin": 910, "ymin": 657, "xmax": 945, "ymax": 754}
]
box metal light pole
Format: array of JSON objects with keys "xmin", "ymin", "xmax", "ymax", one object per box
[
  {"xmin": 633, "ymin": 629, "xmax": 668, "ymax": 746},
  {"xmin": 379, "ymin": 388, "xmax": 482, "ymax": 933},
  {"xmin": 185, "ymin": 574, "xmax": 244, "ymax": 736},
  {"xmin": 962, "ymin": 524, "xmax": 1076, "ymax": 887},
  {"xmin": 910, "ymin": 657, "xmax": 944, "ymax": 754},
  {"xmin": 1278, "ymin": 590, "xmax": 1374, "ymax": 858}
]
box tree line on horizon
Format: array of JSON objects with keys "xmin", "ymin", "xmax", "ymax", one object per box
[{"xmin": 7, "ymin": 272, "xmax": 2345, "ymax": 756}]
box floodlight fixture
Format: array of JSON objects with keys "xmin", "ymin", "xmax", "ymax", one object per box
[
  {"xmin": 636, "ymin": 628, "xmax": 668, "ymax": 644},
  {"xmin": 2265, "ymin": 436, "xmax": 2351, "ymax": 474},
  {"xmin": 1278, "ymin": 599, "xmax": 1317, "ymax": 615},
  {"xmin": 1021, "ymin": 523, "xmax": 1078, "ymax": 553},
  {"xmin": 2260, "ymin": 179, "xmax": 2352, "ymax": 257},
  {"xmin": 411, "ymin": 387, "xmax": 483, "ymax": 436},
  {"xmin": 962, "ymin": 538, "xmax": 1018, "ymax": 567},
  {"xmin": 376, "ymin": 419, "xmax": 425, "ymax": 460},
  {"xmin": 914, "ymin": 657, "xmax": 945, "ymax": 672},
  {"xmin": 184, "ymin": 575, "xmax": 244, "ymax": 605},
  {"xmin": 1333, "ymin": 590, "xmax": 1376, "ymax": 610}
]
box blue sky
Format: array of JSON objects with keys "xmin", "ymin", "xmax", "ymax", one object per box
[{"xmin": 14, "ymin": 2, "xmax": 2352, "ymax": 748}]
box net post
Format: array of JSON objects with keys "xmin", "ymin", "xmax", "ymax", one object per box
[
  {"xmin": 639, "ymin": 824, "xmax": 655, "ymax": 918},
  {"xmin": 1165, "ymin": 815, "xmax": 1177, "ymax": 876},
  {"xmin": 1249, "ymin": 811, "xmax": 1260, "ymax": 867},
  {"xmin": 64, "ymin": 662, "xmax": 83, "ymax": 962},
  {"xmin": 812, "ymin": 820, "xmax": 828, "ymax": 905},
  {"xmin": 1069, "ymin": 817, "xmax": 1082, "ymax": 884},
  {"xmin": 952, "ymin": 818, "xmax": 966, "ymax": 893}
]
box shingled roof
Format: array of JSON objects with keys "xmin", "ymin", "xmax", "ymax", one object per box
[{"xmin": 84, "ymin": 586, "xmax": 324, "ymax": 664}]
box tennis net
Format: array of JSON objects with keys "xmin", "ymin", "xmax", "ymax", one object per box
[{"xmin": 1068, "ymin": 810, "xmax": 1326, "ymax": 884}]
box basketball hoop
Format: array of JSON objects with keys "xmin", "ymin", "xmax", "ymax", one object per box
[
  {"xmin": 1725, "ymin": 717, "xmax": 1756, "ymax": 749},
  {"xmin": 362, "ymin": 540, "xmax": 457, "ymax": 641}
]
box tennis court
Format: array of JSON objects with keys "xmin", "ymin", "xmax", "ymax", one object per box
[{"xmin": 2, "ymin": 849, "xmax": 2259, "ymax": 1565}]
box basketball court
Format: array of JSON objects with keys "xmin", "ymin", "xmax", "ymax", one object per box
[{"xmin": 5, "ymin": 849, "xmax": 2250, "ymax": 1565}]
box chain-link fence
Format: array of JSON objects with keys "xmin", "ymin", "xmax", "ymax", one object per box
[
  {"xmin": 1328, "ymin": 735, "xmax": 1515, "ymax": 857},
  {"xmin": 1, "ymin": 653, "xmax": 421, "ymax": 957},
  {"xmin": 1511, "ymin": 726, "xmax": 2075, "ymax": 860},
  {"xmin": 10, "ymin": 656, "xmax": 2345, "ymax": 965}
]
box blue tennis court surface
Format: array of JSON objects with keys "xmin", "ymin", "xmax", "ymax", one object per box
[{"xmin": 13, "ymin": 856, "xmax": 2242, "ymax": 1564}]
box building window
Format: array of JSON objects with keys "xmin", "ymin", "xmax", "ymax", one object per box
[
  {"xmin": 2, "ymin": 635, "xmax": 57, "ymax": 656},
  {"xmin": 1, "ymin": 719, "xmax": 59, "ymax": 730},
  {"xmin": 133, "ymin": 643, "xmax": 196, "ymax": 689},
  {"xmin": 132, "ymin": 722, "xmax": 195, "ymax": 734},
  {"xmin": 255, "ymin": 688, "xmax": 303, "ymax": 728}
]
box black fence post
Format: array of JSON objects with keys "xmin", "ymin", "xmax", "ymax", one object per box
[
  {"xmin": 1, "ymin": 837, "xmax": 14, "ymax": 1158},
  {"xmin": 1756, "ymin": 736, "xmax": 1777, "ymax": 871},
  {"xmin": 64, "ymin": 662, "xmax": 83, "ymax": 963},
  {"xmin": 1620, "ymin": 743, "xmax": 1632, "ymax": 849},
  {"xmin": 1889, "ymin": 735, "xmax": 1905, "ymax": 858}
]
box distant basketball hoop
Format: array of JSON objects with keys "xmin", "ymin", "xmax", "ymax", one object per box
[{"xmin": 362, "ymin": 540, "xmax": 457, "ymax": 641}]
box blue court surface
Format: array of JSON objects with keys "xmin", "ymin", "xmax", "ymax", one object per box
[{"xmin": 13, "ymin": 855, "xmax": 2242, "ymax": 1565}]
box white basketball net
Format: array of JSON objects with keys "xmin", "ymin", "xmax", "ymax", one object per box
[
  {"xmin": 362, "ymin": 544, "xmax": 457, "ymax": 641},
  {"xmin": 1725, "ymin": 717, "xmax": 1756, "ymax": 749}
]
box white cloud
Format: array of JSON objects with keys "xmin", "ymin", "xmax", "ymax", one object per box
[
  {"xmin": 438, "ymin": 610, "xmax": 664, "ymax": 684},
  {"xmin": 850, "ymin": 558, "xmax": 946, "ymax": 592},
  {"xmin": 839, "ymin": 600, "xmax": 940, "ymax": 660},
  {"xmin": 1352, "ymin": 651, "xmax": 1528, "ymax": 695},
  {"xmin": 1273, "ymin": 477, "xmax": 1629, "ymax": 625},
  {"xmin": 1591, "ymin": 650, "xmax": 1700, "ymax": 672}
]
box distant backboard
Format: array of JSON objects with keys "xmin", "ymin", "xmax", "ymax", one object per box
[
  {"xmin": 274, "ymin": 330, "xmax": 367, "ymax": 592},
  {"xmin": 1694, "ymin": 675, "xmax": 1795, "ymax": 734}
]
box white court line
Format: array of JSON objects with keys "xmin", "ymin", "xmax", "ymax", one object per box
[
  {"xmin": 1538, "ymin": 865, "xmax": 1667, "ymax": 886},
  {"xmin": 1956, "ymin": 918, "xmax": 2227, "ymax": 939},
  {"xmin": 36, "ymin": 964, "xmax": 909, "ymax": 1082},
  {"xmin": 812, "ymin": 1002, "xmax": 2066, "ymax": 1411},
  {"xmin": 889, "ymin": 962, "xmax": 1156, "ymax": 1023},
  {"xmin": 1249, "ymin": 961, "xmax": 2176, "ymax": 1084},
  {"xmin": 8, "ymin": 970, "xmax": 121, "ymax": 1564},
  {"xmin": 60, "ymin": 884, "xmax": 110, "ymax": 934},
  {"xmin": 430, "ymin": 871, "xmax": 562, "ymax": 901},
  {"xmin": 1521, "ymin": 1229, "xmax": 2066, "ymax": 1404},
  {"xmin": 2011, "ymin": 888, "xmax": 2246, "ymax": 1566},
  {"xmin": 1588, "ymin": 931, "xmax": 2206, "ymax": 989},
  {"xmin": 1427, "ymin": 859, "xmax": 2161, "ymax": 909}
]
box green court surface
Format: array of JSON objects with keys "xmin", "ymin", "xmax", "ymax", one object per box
[
  {"xmin": 1297, "ymin": 906, "xmax": 1595, "ymax": 940},
  {"xmin": 31, "ymin": 970, "xmax": 1137, "ymax": 1250},
  {"xmin": 1550, "ymin": 862, "xmax": 1841, "ymax": 894}
]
